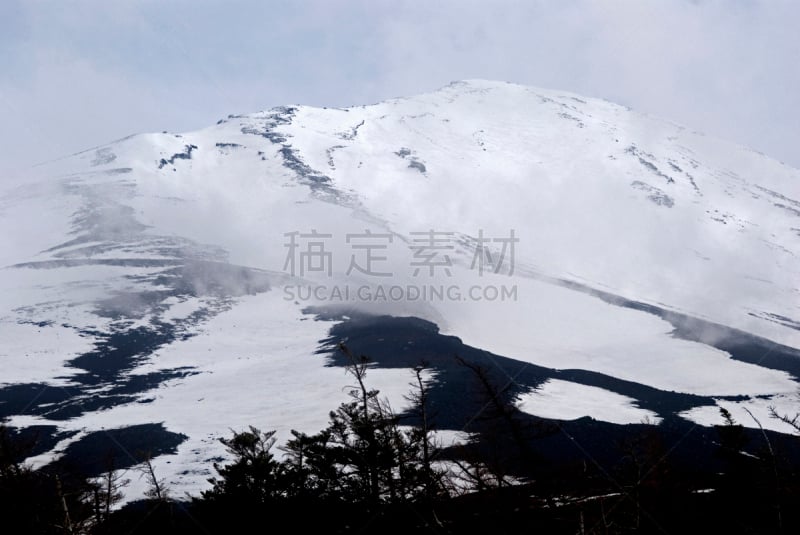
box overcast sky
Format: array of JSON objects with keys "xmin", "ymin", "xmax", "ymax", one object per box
[{"xmin": 1, "ymin": 0, "xmax": 798, "ymax": 178}]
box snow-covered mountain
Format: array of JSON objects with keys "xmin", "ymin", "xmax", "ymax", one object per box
[{"xmin": 1, "ymin": 80, "xmax": 798, "ymax": 498}]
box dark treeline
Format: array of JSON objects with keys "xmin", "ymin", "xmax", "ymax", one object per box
[{"xmin": 3, "ymin": 345, "xmax": 800, "ymax": 534}]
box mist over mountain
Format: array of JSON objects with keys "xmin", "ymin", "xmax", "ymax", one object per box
[{"xmin": 1, "ymin": 80, "xmax": 798, "ymax": 500}]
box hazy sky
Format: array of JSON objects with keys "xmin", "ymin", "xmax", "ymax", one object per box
[{"xmin": 1, "ymin": 0, "xmax": 798, "ymax": 178}]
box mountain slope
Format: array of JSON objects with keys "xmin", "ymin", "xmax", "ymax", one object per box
[{"xmin": 1, "ymin": 80, "xmax": 798, "ymax": 499}]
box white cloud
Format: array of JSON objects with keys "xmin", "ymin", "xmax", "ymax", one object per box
[{"xmin": 1, "ymin": 0, "xmax": 798, "ymax": 179}]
